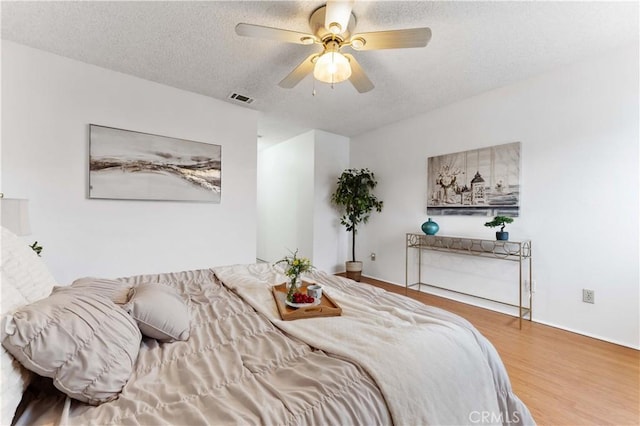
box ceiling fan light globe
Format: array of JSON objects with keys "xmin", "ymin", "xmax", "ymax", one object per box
[
  {"xmin": 351, "ymin": 37, "xmax": 366, "ymax": 50},
  {"xmin": 328, "ymin": 22, "xmax": 342, "ymax": 35},
  {"xmin": 300, "ymin": 36, "xmax": 315, "ymax": 45},
  {"xmin": 313, "ymin": 51, "xmax": 351, "ymax": 84}
]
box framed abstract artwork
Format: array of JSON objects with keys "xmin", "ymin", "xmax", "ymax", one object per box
[
  {"xmin": 89, "ymin": 125, "xmax": 221, "ymax": 202},
  {"xmin": 427, "ymin": 142, "xmax": 521, "ymax": 216}
]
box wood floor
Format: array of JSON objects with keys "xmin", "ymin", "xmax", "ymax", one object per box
[{"xmin": 359, "ymin": 276, "xmax": 640, "ymax": 426}]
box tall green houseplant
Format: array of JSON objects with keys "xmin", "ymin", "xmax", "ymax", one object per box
[{"xmin": 331, "ymin": 168, "xmax": 383, "ymax": 281}]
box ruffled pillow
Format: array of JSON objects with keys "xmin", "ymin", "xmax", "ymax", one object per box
[
  {"xmin": 61, "ymin": 276, "xmax": 132, "ymax": 304},
  {"xmin": 124, "ymin": 283, "xmax": 190, "ymax": 342},
  {"xmin": 1, "ymin": 287, "xmax": 141, "ymax": 405}
]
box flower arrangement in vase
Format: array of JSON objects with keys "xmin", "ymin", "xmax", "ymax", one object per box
[{"xmin": 275, "ymin": 250, "xmax": 314, "ymax": 302}]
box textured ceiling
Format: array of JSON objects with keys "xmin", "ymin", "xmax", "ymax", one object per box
[{"xmin": 2, "ymin": 1, "xmax": 638, "ymax": 145}]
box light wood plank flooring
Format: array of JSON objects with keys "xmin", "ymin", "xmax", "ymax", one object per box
[{"xmin": 358, "ymin": 276, "xmax": 640, "ymax": 425}]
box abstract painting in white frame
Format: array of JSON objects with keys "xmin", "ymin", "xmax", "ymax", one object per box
[
  {"xmin": 89, "ymin": 124, "xmax": 221, "ymax": 202},
  {"xmin": 427, "ymin": 142, "xmax": 521, "ymax": 216}
]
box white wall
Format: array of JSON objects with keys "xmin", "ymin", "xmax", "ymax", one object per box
[
  {"xmin": 257, "ymin": 131, "xmax": 315, "ymax": 263},
  {"xmin": 1, "ymin": 41, "xmax": 259, "ymax": 284},
  {"xmin": 312, "ymin": 130, "xmax": 349, "ymax": 273},
  {"xmin": 257, "ymin": 130, "xmax": 349, "ymax": 272},
  {"xmin": 351, "ymin": 44, "xmax": 639, "ymax": 349}
]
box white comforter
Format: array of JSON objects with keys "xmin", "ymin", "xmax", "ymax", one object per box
[{"xmin": 213, "ymin": 263, "xmax": 534, "ymax": 426}]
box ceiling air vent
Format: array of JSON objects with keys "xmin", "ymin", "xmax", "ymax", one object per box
[{"xmin": 228, "ymin": 92, "xmax": 255, "ymax": 104}]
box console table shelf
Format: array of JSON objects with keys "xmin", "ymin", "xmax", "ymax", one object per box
[{"xmin": 405, "ymin": 233, "xmax": 532, "ymax": 328}]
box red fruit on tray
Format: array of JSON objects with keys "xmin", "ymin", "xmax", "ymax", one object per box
[{"xmin": 291, "ymin": 292, "xmax": 314, "ymax": 304}]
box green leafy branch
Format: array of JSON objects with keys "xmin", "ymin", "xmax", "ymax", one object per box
[
  {"xmin": 484, "ymin": 216, "xmax": 514, "ymax": 232},
  {"xmin": 29, "ymin": 241, "xmax": 43, "ymax": 256}
]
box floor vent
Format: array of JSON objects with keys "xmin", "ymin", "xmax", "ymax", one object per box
[{"xmin": 228, "ymin": 92, "xmax": 255, "ymax": 104}]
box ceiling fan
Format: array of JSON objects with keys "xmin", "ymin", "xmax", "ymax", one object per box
[{"xmin": 235, "ymin": 0, "xmax": 432, "ymax": 93}]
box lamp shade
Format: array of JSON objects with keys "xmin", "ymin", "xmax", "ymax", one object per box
[
  {"xmin": 1, "ymin": 198, "xmax": 31, "ymax": 236},
  {"xmin": 313, "ymin": 50, "xmax": 352, "ymax": 84}
]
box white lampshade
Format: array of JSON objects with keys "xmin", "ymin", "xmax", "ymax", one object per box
[
  {"xmin": 313, "ymin": 50, "xmax": 352, "ymax": 84},
  {"xmin": 1, "ymin": 198, "xmax": 31, "ymax": 236}
]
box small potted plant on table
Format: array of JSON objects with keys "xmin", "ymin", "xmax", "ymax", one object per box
[{"xmin": 484, "ymin": 216, "xmax": 514, "ymax": 241}]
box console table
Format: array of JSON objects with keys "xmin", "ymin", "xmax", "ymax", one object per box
[{"xmin": 405, "ymin": 233, "xmax": 532, "ymax": 328}]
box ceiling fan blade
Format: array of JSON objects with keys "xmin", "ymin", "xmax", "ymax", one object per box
[
  {"xmin": 350, "ymin": 28, "xmax": 432, "ymax": 50},
  {"xmin": 344, "ymin": 54, "xmax": 374, "ymax": 93},
  {"xmin": 324, "ymin": 0, "xmax": 354, "ymax": 35},
  {"xmin": 236, "ymin": 23, "xmax": 318, "ymax": 45},
  {"xmin": 279, "ymin": 53, "xmax": 318, "ymax": 89}
]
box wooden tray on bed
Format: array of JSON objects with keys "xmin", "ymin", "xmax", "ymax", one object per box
[{"xmin": 272, "ymin": 282, "xmax": 342, "ymax": 321}]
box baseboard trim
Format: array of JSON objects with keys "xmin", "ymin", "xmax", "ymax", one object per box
[
  {"xmin": 355, "ymin": 274, "xmax": 640, "ymax": 351},
  {"xmin": 531, "ymin": 318, "xmax": 639, "ymax": 350}
]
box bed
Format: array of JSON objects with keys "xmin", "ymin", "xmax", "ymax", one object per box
[{"xmin": 1, "ymin": 227, "xmax": 534, "ymax": 425}]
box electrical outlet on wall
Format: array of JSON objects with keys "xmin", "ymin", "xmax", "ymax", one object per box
[
  {"xmin": 370, "ymin": 253, "xmax": 376, "ymax": 261},
  {"xmin": 582, "ymin": 289, "xmax": 595, "ymax": 304}
]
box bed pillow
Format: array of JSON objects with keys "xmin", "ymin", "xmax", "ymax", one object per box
[
  {"xmin": 0, "ymin": 227, "xmax": 57, "ymax": 312},
  {"xmin": 1, "ymin": 287, "xmax": 142, "ymax": 405},
  {"xmin": 56, "ymin": 276, "xmax": 132, "ymax": 304},
  {"xmin": 124, "ymin": 283, "xmax": 190, "ymax": 342},
  {"xmin": 1, "ymin": 226, "xmax": 57, "ymax": 425}
]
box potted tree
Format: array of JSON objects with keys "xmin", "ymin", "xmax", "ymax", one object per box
[
  {"xmin": 484, "ymin": 215, "xmax": 514, "ymax": 240},
  {"xmin": 331, "ymin": 168, "xmax": 383, "ymax": 281}
]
